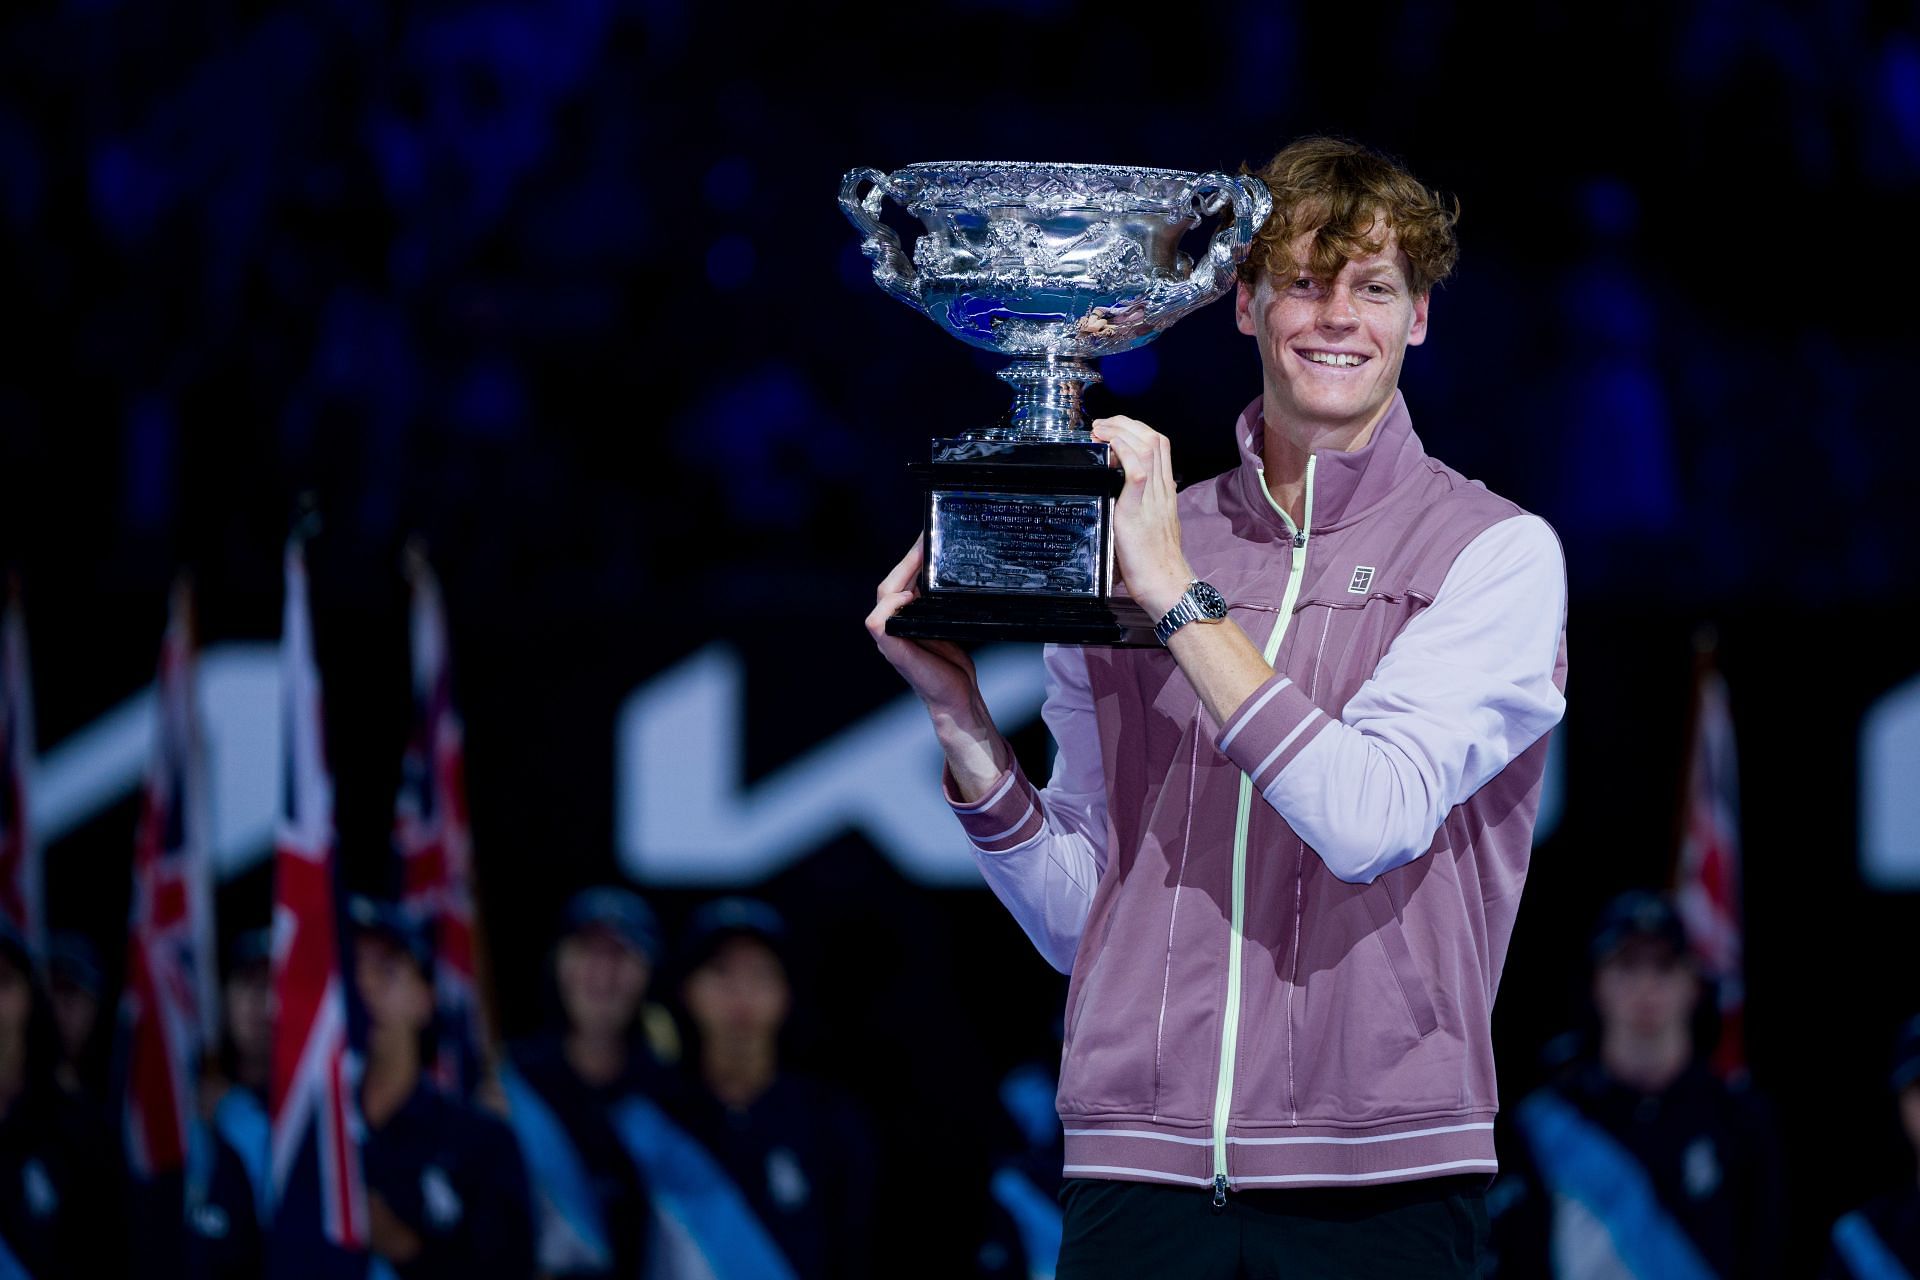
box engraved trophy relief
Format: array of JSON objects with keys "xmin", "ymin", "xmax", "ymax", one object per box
[{"xmin": 841, "ymin": 161, "xmax": 1271, "ymax": 645}]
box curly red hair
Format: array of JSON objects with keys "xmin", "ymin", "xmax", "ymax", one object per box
[{"xmin": 1238, "ymin": 137, "xmax": 1460, "ymax": 296}]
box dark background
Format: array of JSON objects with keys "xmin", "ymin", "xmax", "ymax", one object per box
[{"xmin": 4, "ymin": 0, "xmax": 1919, "ymax": 1273}]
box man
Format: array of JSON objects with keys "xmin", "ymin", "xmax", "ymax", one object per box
[
  {"xmin": 1489, "ymin": 890, "xmax": 1785, "ymax": 1278},
  {"xmin": 0, "ymin": 919, "xmax": 121, "ymax": 1276},
  {"xmin": 1822, "ymin": 1014, "xmax": 1920, "ymax": 1277},
  {"xmin": 868, "ymin": 136, "xmax": 1568, "ymax": 1277},
  {"xmin": 675, "ymin": 897, "xmax": 877, "ymax": 1280},
  {"xmin": 186, "ymin": 927, "xmax": 275, "ymax": 1280},
  {"xmin": 46, "ymin": 931, "xmax": 102, "ymax": 1099},
  {"xmin": 501, "ymin": 886, "xmax": 671, "ymax": 1278},
  {"xmin": 350, "ymin": 897, "xmax": 535, "ymax": 1280}
]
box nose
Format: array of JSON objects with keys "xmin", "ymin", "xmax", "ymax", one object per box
[{"xmin": 1317, "ymin": 284, "xmax": 1360, "ymax": 330}]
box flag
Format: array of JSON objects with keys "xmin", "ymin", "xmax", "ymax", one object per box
[
  {"xmin": 122, "ymin": 579, "xmax": 220, "ymax": 1178},
  {"xmin": 268, "ymin": 537, "xmax": 369, "ymax": 1272},
  {"xmin": 0, "ymin": 578, "xmax": 40, "ymax": 956},
  {"xmin": 1673, "ymin": 640, "xmax": 1744, "ymax": 1078},
  {"xmin": 393, "ymin": 545, "xmax": 492, "ymax": 1094}
]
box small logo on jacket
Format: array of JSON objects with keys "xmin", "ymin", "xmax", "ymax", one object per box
[{"xmin": 1348, "ymin": 566, "xmax": 1375, "ymax": 594}]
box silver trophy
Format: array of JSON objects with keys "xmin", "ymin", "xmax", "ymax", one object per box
[{"xmin": 842, "ymin": 161, "xmax": 1270, "ymax": 645}]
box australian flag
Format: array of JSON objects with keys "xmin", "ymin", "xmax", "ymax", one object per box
[
  {"xmin": 0, "ymin": 577, "xmax": 40, "ymax": 956},
  {"xmin": 1674, "ymin": 639, "xmax": 1746, "ymax": 1079},
  {"xmin": 393, "ymin": 545, "xmax": 491, "ymax": 1095},
  {"xmin": 268, "ymin": 538, "xmax": 369, "ymax": 1276},
  {"xmin": 122, "ymin": 580, "xmax": 220, "ymax": 1178}
]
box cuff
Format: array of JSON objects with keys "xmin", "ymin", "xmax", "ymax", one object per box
[
  {"xmin": 1213, "ymin": 673, "xmax": 1329, "ymax": 791},
  {"xmin": 942, "ymin": 763, "xmax": 1045, "ymax": 852}
]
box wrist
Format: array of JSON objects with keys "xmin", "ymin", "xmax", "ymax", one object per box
[
  {"xmin": 927, "ymin": 696, "xmax": 1006, "ymax": 761},
  {"xmin": 1137, "ymin": 568, "xmax": 1196, "ymax": 621}
]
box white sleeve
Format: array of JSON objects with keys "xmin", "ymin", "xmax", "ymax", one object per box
[
  {"xmin": 1212, "ymin": 514, "xmax": 1567, "ymax": 883},
  {"xmin": 945, "ymin": 644, "xmax": 1109, "ymax": 973}
]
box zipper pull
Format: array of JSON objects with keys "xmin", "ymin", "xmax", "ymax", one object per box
[
  {"xmin": 1292, "ymin": 529, "xmax": 1307, "ymax": 549},
  {"xmin": 1212, "ymin": 1173, "xmax": 1228, "ymax": 1210}
]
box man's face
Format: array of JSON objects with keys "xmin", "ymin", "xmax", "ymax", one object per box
[
  {"xmin": 352, "ymin": 935, "xmax": 434, "ymax": 1038},
  {"xmin": 1592, "ymin": 938, "xmax": 1698, "ymax": 1041},
  {"xmin": 225, "ymin": 963, "xmax": 273, "ymax": 1087},
  {"xmin": 555, "ymin": 928, "xmax": 649, "ymax": 1039},
  {"xmin": 683, "ymin": 936, "xmax": 790, "ymax": 1047},
  {"xmin": 48, "ymin": 975, "xmax": 98, "ymax": 1064},
  {"xmin": 1235, "ymin": 220, "xmax": 1429, "ymax": 440}
]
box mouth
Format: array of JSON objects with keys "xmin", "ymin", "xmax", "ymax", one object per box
[{"xmin": 1294, "ymin": 348, "xmax": 1370, "ymax": 369}]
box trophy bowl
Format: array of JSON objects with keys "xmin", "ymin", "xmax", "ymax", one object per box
[{"xmin": 842, "ymin": 160, "xmax": 1271, "ymax": 643}]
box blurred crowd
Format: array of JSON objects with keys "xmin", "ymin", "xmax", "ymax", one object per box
[
  {"xmin": 3, "ymin": 880, "xmax": 1917, "ymax": 1277},
  {"xmin": 2, "ymin": 886, "xmax": 890, "ymax": 1279}
]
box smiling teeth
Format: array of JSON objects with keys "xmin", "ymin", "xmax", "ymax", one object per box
[{"xmin": 1305, "ymin": 352, "xmax": 1364, "ymax": 367}]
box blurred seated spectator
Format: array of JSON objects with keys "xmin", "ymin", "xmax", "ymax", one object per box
[
  {"xmin": 184, "ymin": 926, "xmax": 274, "ymax": 1280},
  {"xmin": 350, "ymin": 897, "xmax": 534, "ymax": 1280},
  {"xmin": 1488, "ymin": 890, "xmax": 1784, "ymax": 1278},
  {"xmin": 46, "ymin": 930, "xmax": 103, "ymax": 1099},
  {"xmin": 674, "ymin": 897, "xmax": 877, "ymax": 1280},
  {"xmin": 1821, "ymin": 1014, "xmax": 1920, "ymax": 1278},
  {"xmin": 499, "ymin": 886, "xmax": 672, "ymax": 1278},
  {"xmin": 976, "ymin": 1050, "xmax": 1064, "ymax": 1280},
  {"xmin": 0, "ymin": 919, "xmax": 121, "ymax": 1276}
]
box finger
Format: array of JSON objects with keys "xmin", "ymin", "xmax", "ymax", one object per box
[
  {"xmin": 866, "ymin": 586, "xmax": 917, "ymax": 635},
  {"xmin": 876, "ymin": 535, "xmax": 925, "ymax": 599},
  {"xmin": 1095, "ymin": 425, "xmax": 1154, "ymax": 486}
]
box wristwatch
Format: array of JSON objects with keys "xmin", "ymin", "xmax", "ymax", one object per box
[{"xmin": 1153, "ymin": 579, "xmax": 1229, "ymax": 645}]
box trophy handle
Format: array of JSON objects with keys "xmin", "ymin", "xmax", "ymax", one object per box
[
  {"xmin": 1135, "ymin": 172, "xmax": 1273, "ymax": 327},
  {"xmin": 839, "ymin": 168, "xmax": 927, "ymax": 314}
]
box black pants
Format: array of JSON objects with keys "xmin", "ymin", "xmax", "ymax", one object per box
[{"xmin": 1056, "ymin": 1175, "xmax": 1489, "ymax": 1279}]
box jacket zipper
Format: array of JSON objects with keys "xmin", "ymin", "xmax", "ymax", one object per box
[{"xmin": 1211, "ymin": 453, "xmax": 1315, "ymax": 1208}]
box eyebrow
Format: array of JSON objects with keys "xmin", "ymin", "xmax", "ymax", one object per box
[{"xmin": 1348, "ymin": 260, "xmax": 1404, "ymax": 281}]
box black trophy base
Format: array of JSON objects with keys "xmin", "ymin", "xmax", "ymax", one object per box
[{"xmin": 886, "ymin": 591, "xmax": 1158, "ymax": 647}]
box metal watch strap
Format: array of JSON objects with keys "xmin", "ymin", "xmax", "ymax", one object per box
[{"xmin": 1154, "ymin": 579, "xmax": 1226, "ymax": 646}]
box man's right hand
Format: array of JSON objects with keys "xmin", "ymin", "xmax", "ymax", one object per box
[{"xmin": 865, "ymin": 536, "xmax": 1011, "ymax": 801}]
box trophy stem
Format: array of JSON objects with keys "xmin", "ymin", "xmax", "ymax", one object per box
[{"xmin": 993, "ymin": 357, "xmax": 1102, "ymax": 438}]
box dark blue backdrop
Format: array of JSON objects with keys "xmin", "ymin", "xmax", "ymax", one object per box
[{"xmin": 3, "ymin": 0, "xmax": 1918, "ymax": 1272}]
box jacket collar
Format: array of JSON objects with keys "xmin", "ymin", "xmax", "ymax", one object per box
[{"xmin": 1232, "ymin": 389, "xmax": 1429, "ymax": 534}]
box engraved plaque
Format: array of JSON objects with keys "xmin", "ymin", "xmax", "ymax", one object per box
[{"xmin": 927, "ymin": 491, "xmax": 1102, "ymax": 596}]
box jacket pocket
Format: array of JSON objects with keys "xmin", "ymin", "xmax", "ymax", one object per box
[{"xmin": 1364, "ymin": 882, "xmax": 1439, "ymax": 1038}]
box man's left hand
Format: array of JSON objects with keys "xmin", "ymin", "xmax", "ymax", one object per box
[{"xmin": 1089, "ymin": 415, "xmax": 1195, "ymax": 621}]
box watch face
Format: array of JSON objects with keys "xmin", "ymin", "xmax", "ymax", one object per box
[{"xmin": 1192, "ymin": 581, "xmax": 1228, "ymax": 618}]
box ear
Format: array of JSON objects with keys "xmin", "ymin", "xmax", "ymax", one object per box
[
  {"xmin": 1407, "ymin": 290, "xmax": 1430, "ymax": 347},
  {"xmin": 1234, "ymin": 278, "xmax": 1258, "ymax": 336}
]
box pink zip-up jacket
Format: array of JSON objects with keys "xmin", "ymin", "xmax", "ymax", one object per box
[{"xmin": 945, "ymin": 392, "xmax": 1568, "ymax": 1195}]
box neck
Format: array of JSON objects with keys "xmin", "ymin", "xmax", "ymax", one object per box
[
  {"xmin": 565, "ymin": 1027, "xmax": 628, "ymax": 1087},
  {"xmin": 701, "ymin": 1036, "xmax": 776, "ymax": 1110},
  {"xmin": 1600, "ymin": 1025, "xmax": 1691, "ymax": 1094},
  {"xmin": 362, "ymin": 1032, "xmax": 419, "ymax": 1128},
  {"xmin": 1258, "ymin": 393, "xmax": 1395, "ymax": 527}
]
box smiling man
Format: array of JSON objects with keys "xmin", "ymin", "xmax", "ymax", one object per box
[{"xmin": 868, "ymin": 136, "xmax": 1569, "ymax": 1278}]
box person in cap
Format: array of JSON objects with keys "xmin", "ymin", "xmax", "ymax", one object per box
[
  {"xmin": 180, "ymin": 926, "xmax": 277, "ymax": 1280},
  {"xmin": 674, "ymin": 896, "xmax": 877, "ymax": 1280},
  {"xmin": 0, "ymin": 920, "xmax": 122, "ymax": 1276},
  {"xmin": 1821, "ymin": 1014, "xmax": 1920, "ymax": 1278},
  {"xmin": 45, "ymin": 930, "xmax": 103, "ymax": 1099},
  {"xmin": 350, "ymin": 896, "xmax": 535, "ymax": 1280},
  {"xmin": 1487, "ymin": 890, "xmax": 1786, "ymax": 1278},
  {"xmin": 499, "ymin": 885, "xmax": 673, "ymax": 1279}
]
